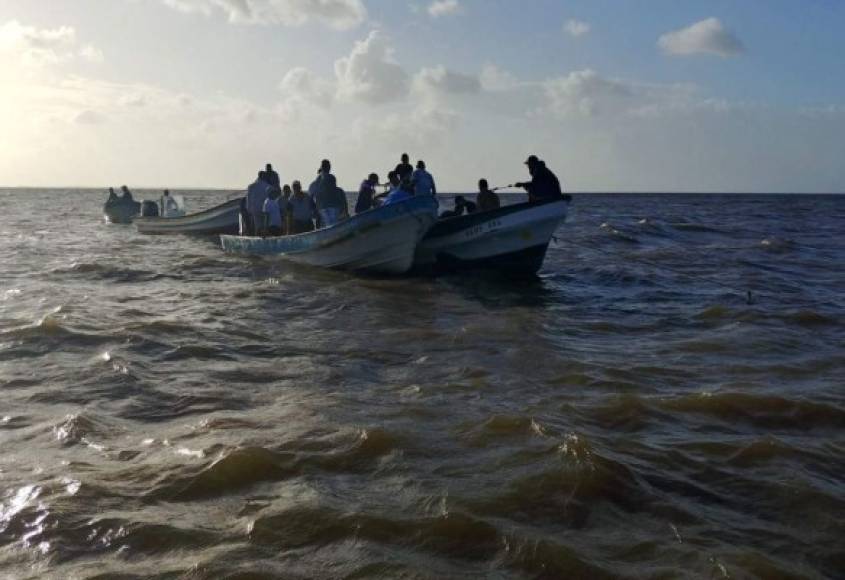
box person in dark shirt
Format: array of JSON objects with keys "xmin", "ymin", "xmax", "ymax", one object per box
[
  {"xmin": 355, "ymin": 173, "xmax": 379, "ymax": 214},
  {"xmin": 439, "ymin": 195, "xmax": 477, "ymax": 218},
  {"xmin": 120, "ymin": 185, "xmax": 134, "ymax": 202},
  {"xmin": 515, "ymin": 155, "xmax": 566, "ymax": 202},
  {"xmin": 313, "ymin": 159, "xmax": 348, "ymax": 227},
  {"xmin": 264, "ymin": 163, "xmax": 281, "ymax": 189},
  {"xmin": 476, "ymin": 179, "xmax": 501, "ymax": 212},
  {"xmin": 394, "ymin": 153, "xmax": 413, "ymax": 183},
  {"xmin": 106, "ymin": 187, "xmax": 118, "ymax": 203}
]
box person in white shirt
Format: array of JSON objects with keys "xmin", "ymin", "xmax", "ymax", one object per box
[
  {"xmin": 161, "ymin": 190, "xmax": 179, "ymax": 217},
  {"xmin": 412, "ymin": 160, "xmax": 436, "ymax": 197},
  {"xmin": 262, "ymin": 190, "xmax": 284, "ymax": 236},
  {"xmin": 246, "ymin": 172, "xmax": 270, "ymax": 236}
]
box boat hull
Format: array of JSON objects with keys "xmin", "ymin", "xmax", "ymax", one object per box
[
  {"xmin": 221, "ymin": 196, "xmax": 438, "ymax": 274},
  {"xmin": 414, "ymin": 199, "xmax": 569, "ymax": 277},
  {"xmin": 135, "ymin": 199, "xmax": 241, "ymax": 235},
  {"xmin": 103, "ymin": 201, "xmax": 141, "ymax": 224}
]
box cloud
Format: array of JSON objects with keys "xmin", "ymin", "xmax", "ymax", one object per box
[
  {"xmin": 413, "ymin": 65, "xmax": 480, "ymax": 96},
  {"xmin": 79, "ymin": 44, "xmax": 105, "ymax": 63},
  {"xmin": 279, "ymin": 67, "xmax": 334, "ymax": 105},
  {"xmin": 159, "ymin": 0, "xmax": 367, "ymax": 29},
  {"xmin": 427, "ymin": 0, "xmax": 461, "ymax": 18},
  {"xmin": 480, "ymin": 64, "xmax": 519, "ymax": 92},
  {"xmin": 73, "ymin": 109, "xmax": 107, "ymax": 125},
  {"xmin": 334, "ymin": 30, "xmax": 409, "ymax": 104},
  {"xmin": 0, "ymin": 20, "xmax": 78, "ymax": 66},
  {"xmin": 543, "ymin": 69, "xmax": 632, "ymax": 118},
  {"xmin": 658, "ymin": 17, "xmax": 743, "ymax": 57},
  {"xmin": 564, "ymin": 19, "xmax": 590, "ymax": 38}
]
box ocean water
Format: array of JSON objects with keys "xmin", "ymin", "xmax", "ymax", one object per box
[{"xmin": 0, "ymin": 189, "xmax": 843, "ymax": 579}]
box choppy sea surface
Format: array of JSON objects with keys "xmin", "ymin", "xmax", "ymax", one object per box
[{"xmin": 0, "ymin": 189, "xmax": 843, "ymax": 580}]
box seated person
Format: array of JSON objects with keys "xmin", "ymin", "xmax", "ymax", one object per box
[
  {"xmin": 120, "ymin": 185, "xmax": 134, "ymax": 202},
  {"xmin": 439, "ymin": 195, "xmax": 477, "ymax": 218},
  {"xmin": 476, "ymin": 179, "xmax": 500, "ymax": 212},
  {"xmin": 286, "ymin": 180, "xmax": 317, "ymax": 234},
  {"xmin": 106, "ymin": 187, "xmax": 118, "ymax": 203},
  {"xmin": 381, "ymin": 175, "xmax": 415, "ymax": 206}
]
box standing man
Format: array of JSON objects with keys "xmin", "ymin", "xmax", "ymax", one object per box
[
  {"xmin": 515, "ymin": 155, "xmax": 565, "ymax": 202},
  {"xmin": 287, "ymin": 180, "xmax": 317, "ymax": 234},
  {"xmin": 264, "ymin": 163, "xmax": 281, "ymax": 190},
  {"xmin": 394, "ymin": 153, "xmax": 413, "ymax": 183},
  {"xmin": 313, "ymin": 159, "xmax": 348, "ymax": 227},
  {"xmin": 412, "ymin": 160, "xmax": 436, "ymax": 197},
  {"xmin": 246, "ymin": 171, "xmax": 270, "ymax": 235}
]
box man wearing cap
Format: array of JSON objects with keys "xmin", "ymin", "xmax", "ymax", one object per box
[{"xmin": 515, "ymin": 155, "xmax": 565, "ymax": 203}]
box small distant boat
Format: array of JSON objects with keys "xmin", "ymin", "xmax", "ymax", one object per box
[
  {"xmin": 103, "ymin": 198, "xmax": 141, "ymax": 224},
  {"xmin": 221, "ymin": 196, "xmax": 438, "ymax": 274},
  {"xmin": 135, "ymin": 198, "xmax": 241, "ymax": 236},
  {"xmin": 413, "ymin": 198, "xmax": 570, "ymax": 277}
]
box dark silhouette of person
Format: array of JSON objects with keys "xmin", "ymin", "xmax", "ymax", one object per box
[
  {"xmin": 106, "ymin": 187, "xmax": 118, "ymax": 203},
  {"xmin": 515, "ymin": 155, "xmax": 567, "ymax": 202},
  {"xmin": 394, "ymin": 153, "xmax": 413, "ymax": 183},
  {"xmin": 264, "ymin": 163, "xmax": 281, "ymax": 189},
  {"xmin": 439, "ymin": 195, "xmax": 476, "ymax": 218},
  {"xmin": 120, "ymin": 185, "xmax": 134, "ymax": 202},
  {"xmin": 312, "ymin": 159, "xmax": 348, "ymax": 227},
  {"xmin": 476, "ymin": 179, "xmax": 501, "ymax": 212},
  {"xmin": 356, "ymin": 173, "xmax": 379, "ymax": 214}
]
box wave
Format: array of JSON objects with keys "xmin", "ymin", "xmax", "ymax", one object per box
[
  {"xmin": 658, "ymin": 392, "xmax": 845, "ymax": 429},
  {"xmin": 48, "ymin": 262, "xmax": 182, "ymax": 283}
]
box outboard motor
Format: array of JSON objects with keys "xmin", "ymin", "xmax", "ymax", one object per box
[{"xmin": 141, "ymin": 200, "xmax": 159, "ymax": 217}]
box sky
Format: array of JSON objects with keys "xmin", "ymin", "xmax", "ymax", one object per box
[{"xmin": 1, "ymin": 0, "xmax": 844, "ymax": 192}]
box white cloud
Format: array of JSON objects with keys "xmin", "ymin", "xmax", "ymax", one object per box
[
  {"xmin": 480, "ymin": 64, "xmax": 519, "ymax": 92},
  {"xmin": 427, "ymin": 0, "xmax": 461, "ymax": 18},
  {"xmin": 159, "ymin": 0, "xmax": 367, "ymax": 29},
  {"xmin": 73, "ymin": 109, "xmax": 107, "ymax": 125},
  {"xmin": 658, "ymin": 17, "xmax": 743, "ymax": 57},
  {"xmin": 79, "ymin": 44, "xmax": 105, "ymax": 63},
  {"xmin": 0, "ymin": 20, "xmax": 78, "ymax": 66},
  {"xmin": 543, "ymin": 69, "xmax": 632, "ymax": 118},
  {"xmin": 334, "ymin": 30, "xmax": 409, "ymax": 104},
  {"xmin": 413, "ymin": 65, "xmax": 480, "ymax": 96},
  {"xmin": 564, "ymin": 19, "xmax": 590, "ymax": 38}
]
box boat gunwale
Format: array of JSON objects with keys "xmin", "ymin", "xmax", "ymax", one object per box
[{"xmin": 134, "ymin": 198, "xmax": 242, "ymax": 227}]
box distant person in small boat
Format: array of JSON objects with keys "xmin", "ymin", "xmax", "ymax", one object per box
[
  {"xmin": 161, "ymin": 190, "xmax": 179, "ymax": 216},
  {"xmin": 312, "ymin": 159, "xmax": 348, "ymax": 228},
  {"xmin": 287, "ymin": 180, "xmax": 317, "ymax": 234},
  {"xmin": 412, "ymin": 160, "xmax": 436, "ymax": 197},
  {"xmin": 515, "ymin": 155, "xmax": 565, "ymax": 203},
  {"xmin": 439, "ymin": 195, "xmax": 476, "ymax": 218},
  {"xmin": 120, "ymin": 185, "xmax": 134, "ymax": 202},
  {"xmin": 356, "ymin": 173, "xmax": 379, "ymax": 214},
  {"xmin": 476, "ymin": 179, "xmax": 500, "ymax": 212},
  {"xmin": 246, "ymin": 171, "xmax": 270, "ymax": 235},
  {"xmin": 394, "ymin": 153, "xmax": 413, "ymax": 183},
  {"xmin": 263, "ymin": 189, "xmax": 284, "ymax": 237},
  {"xmin": 106, "ymin": 187, "xmax": 118, "ymax": 203}
]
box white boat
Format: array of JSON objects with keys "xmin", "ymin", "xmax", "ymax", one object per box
[
  {"xmin": 103, "ymin": 198, "xmax": 140, "ymax": 224},
  {"xmin": 221, "ymin": 196, "xmax": 438, "ymax": 274},
  {"xmin": 413, "ymin": 198, "xmax": 570, "ymax": 277},
  {"xmin": 135, "ymin": 198, "xmax": 241, "ymax": 235}
]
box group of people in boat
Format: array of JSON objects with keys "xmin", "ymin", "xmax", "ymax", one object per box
[
  {"xmin": 105, "ymin": 185, "xmax": 135, "ymax": 204},
  {"xmin": 105, "ymin": 185, "xmax": 180, "ymax": 217},
  {"xmin": 235, "ymin": 152, "xmax": 566, "ymax": 237}
]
